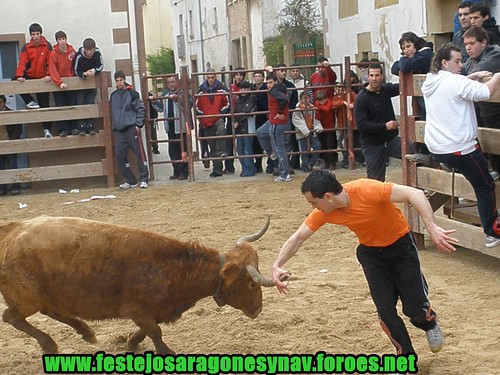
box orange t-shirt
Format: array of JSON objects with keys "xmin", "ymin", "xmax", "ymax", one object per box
[{"xmin": 304, "ymin": 179, "xmax": 410, "ymax": 247}]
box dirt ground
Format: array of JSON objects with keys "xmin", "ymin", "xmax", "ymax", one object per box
[{"xmin": 0, "ymin": 165, "xmax": 499, "ymax": 375}]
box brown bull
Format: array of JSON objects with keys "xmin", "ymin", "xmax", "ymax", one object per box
[{"xmin": 0, "ymin": 215, "xmax": 274, "ymax": 354}]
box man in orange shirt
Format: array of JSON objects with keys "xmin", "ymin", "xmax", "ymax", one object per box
[{"xmin": 271, "ymin": 170, "xmax": 458, "ymax": 356}]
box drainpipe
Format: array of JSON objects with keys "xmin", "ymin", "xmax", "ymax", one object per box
[{"xmin": 197, "ymin": 0, "xmax": 205, "ymax": 71}]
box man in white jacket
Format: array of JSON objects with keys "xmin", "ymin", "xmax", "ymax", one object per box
[{"xmin": 422, "ymin": 43, "xmax": 500, "ymax": 248}]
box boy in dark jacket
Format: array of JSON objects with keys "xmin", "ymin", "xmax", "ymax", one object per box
[
  {"xmin": 233, "ymin": 80, "xmax": 257, "ymax": 177},
  {"xmin": 74, "ymin": 38, "xmax": 104, "ymax": 134},
  {"xmin": 110, "ymin": 71, "xmax": 148, "ymax": 189}
]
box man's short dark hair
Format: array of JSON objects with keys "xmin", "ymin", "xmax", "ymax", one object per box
[
  {"xmin": 463, "ymin": 26, "xmax": 489, "ymax": 44},
  {"xmin": 83, "ymin": 38, "xmax": 96, "ymax": 49},
  {"xmin": 368, "ymin": 63, "xmax": 384, "ymax": 74},
  {"xmin": 301, "ymin": 170, "xmax": 343, "ymax": 198},
  {"xmin": 55, "ymin": 30, "xmax": 67, "ymax": 40},
  {"xmin": 0, "ymin": 95, "xmax": 6, "ymax": 103},
  {"xmin": 29, "ymin": 23, "xmax": 42, "ymax": 34},
  {"xmin": 114, "ymin": 70, "xmax": 126, "ymax": 80},
  {"xmin": 317, "ymin": 56, "xmax": 329, "ymax": 64},
  {"xmin": 237, "ymin": 80, "xmax": 251, "ymax": 89},
  {"xmin": 275, "ymin": 63, "xmax": 287, "ymax": 69},
  {"xmin": 458, "ymin": 1, "xmax": 473, "ymax": 10},
  {"xmin": 469, "ymin": 2, "xmax": 491, "ymax": 17},
  {"xmin": 253, "ymin": 70, "xmax": 265, "ymax": 77},
  {"xmin": 266, "ymin": 73, "xmax": 278, "ymax": 82}
]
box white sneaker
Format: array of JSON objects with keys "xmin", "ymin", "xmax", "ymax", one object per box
[
  {"xmin": 43, "ymin": 129, "xmax": 52, "ymax": 138},
  {"xmin": 274, "ymin": 175, "xmax": 291, "ymax": 182},
  {"xmin": 139, "ymin": 181, "xmax": 148, "ymax": 189},
  {"xmin": 119, "ymin": 182, "xmax": 138, "ymax": 189},
  {"xmin": 426, "ymin": 323, "xmax": 444, "ymax": 353},
  {"xmin": 485, "ymin": 235, "xmax": 500, "ymax": 248},
  {"xmin": 27, "ymin": 100, "xmax": 40, "ymax": 109}
]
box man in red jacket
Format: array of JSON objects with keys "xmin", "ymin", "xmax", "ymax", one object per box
[
  {"xmin": 196, "ymin": 69, "xmax": 230, "ymax": 178},
  {"xmin": 15, "ymin": 23, "xmax": 53, "ymax": 137},
  {"xmin": 256, "ymin": 73, "xmax": 291, "ymax": 182},
  {"xmin": 49, "ymin": 30, "xmax": 77, "ymax": 136}
]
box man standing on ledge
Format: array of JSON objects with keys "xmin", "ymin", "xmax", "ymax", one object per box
[{"xmin": 271, "ymin": 170, "xmax": 458, "ymax": 355}]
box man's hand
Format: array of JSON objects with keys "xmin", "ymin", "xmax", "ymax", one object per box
[
  {"xmin": 385, "ymin": 120, "xmax": 398, "ymax": 130},
  {"xmin": 17, "ymin": 77, "xmax": 26, "ymax": 83},
  {"xmin": 272, "ymin": 265, "xmax": 291, "ymax": 294},
  {"xmin": 274, "ymin": 113, "xmax": 285, "ymax": 121},
  {"xmin": 427, "ymin": 225, "xmax": 459, "ymax": 254}
]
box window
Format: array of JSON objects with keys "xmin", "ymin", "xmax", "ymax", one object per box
[
  {"xmin": 0, "ymin": 42, "xmax": 18, "ymax": 80},
  {"xmin": 212, "ymin": 7, "xmax": 218, "ymax": 32}
]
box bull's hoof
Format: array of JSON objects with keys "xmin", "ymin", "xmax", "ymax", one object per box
[
  {"xmin": 41, "ymin": 341, "xmax": 59, "ymax": 354},
  {"xmin": 82, "ymin": 333, "xmax": 97, "ymax": 344}
]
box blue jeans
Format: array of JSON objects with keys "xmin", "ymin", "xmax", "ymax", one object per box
[
  {"xmin": 432, "ymin": 148, "xmax": 500, "ymax": 237},
  {"xmin": 257, "ymin": 121, "xmax": 290, "ymax": 178},
  {"xmin": 237, "ymin": 135, "xmax": 256, "ymax": 176},
  {"xmin": 298, "ymin": 134, "xmax": 321, "ymax": 169}
]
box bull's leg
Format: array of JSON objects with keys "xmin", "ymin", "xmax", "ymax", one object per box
[
  {"xmin": 131, "ymin": 317, "xmax": 175, "ymax": 355},
  {"xmin": 41, "ymin": 309, "xmax": 97, "ymax": 343},
  {"xmin": 3, "ymin": 308, "xmax": 58, "ymax": 353},
  {"xmin": 127, "ymin": 328, "xmax": 147, "ymax": 351}
]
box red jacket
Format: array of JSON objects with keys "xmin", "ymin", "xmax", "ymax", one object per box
[
  {"xmin": 309, "ymin": 66, "xmax": 337, "ymax": 100},
  {"xmin": 314, "ymin": 98, "xmax": 335, "ymax": 129},
  {"xmin": 49, "ymin": 43, "xmax": 76, "ymax": 87},
  {"xmin": 267, "ymin": 82, "xmax": 289, "ymax": 125},
  {"xmin": 196, "ymin": 80, "xmax": 230, "ymax": 128},
  {"xmin": 331, "ymin": 91, "xmax": 357, "ymax": 129},
  {"xmin": 16, "ymin": 36, "xmax": 52, "ymax": 79}
]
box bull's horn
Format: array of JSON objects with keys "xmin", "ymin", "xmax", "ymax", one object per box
[
  {"xmin": 236, "ymin": 215, "xmax": 270, "ymax": 245},
  {"xmin": 246, "ymin": 265, "xmax": 275, "ymax": 287}
]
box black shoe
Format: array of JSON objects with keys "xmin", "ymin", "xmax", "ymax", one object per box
[
  {"xmin": 71, "ymin": 129, "xmax": 80, "ymax": 136},
  {"xmin": 288, "ymin": 168, "xmax": 295, "ymax": 175},
  {"xmin": 10, "ymin": 188, "xmax": 20, "ymax": 196},
  {"xmin": 152, "ymin": 149, "xmax": 160, "ymax": 154},
  {"xmin": 223, "ymin": 169, "xmax": 235, "ymax": 174},
  {"xmin": 255, "ymin": 166, "xmax": 263, "ymax": 173},
  {"xmin": 272, "ymin": 168, "xmax": 280, "ymax": 176},
  {"xmin": 177, "ymin": 174, "xmax": 187, "ymax": 180},
  {"xmin": 209, "ymin": 171, "xmax": 223, "ymax": 178},
  {"xmin": 59, "ymin": 131, "xmax": 68, "ymax": 137}
]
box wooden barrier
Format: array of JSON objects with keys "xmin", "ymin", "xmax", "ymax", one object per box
[
  {"xmin": 400, "ymin": 73, "xmax": 500, "ymax": 258},
  {"xmin": 0, "ymin": 73, "xmax": 114, "ymax": 188}
]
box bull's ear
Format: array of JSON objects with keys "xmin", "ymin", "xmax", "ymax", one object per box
[{"xmin": 220, "ymin": 263, "xmax": 240, "ymax": 284}]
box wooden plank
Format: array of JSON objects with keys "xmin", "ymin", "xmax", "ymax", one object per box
[
  {"xmin": 0, "ymin": 104, "xmax": 99, "ymax": 126},
  {"xmin": 414, "ymin": 120, "xmax": 425, "ymax": 143},
  {"xmin": 477, "ymin": 128, "xmax": 500, "ymax": 154},
  {"xmin": 0, "ymin": 162, "xmax": 104, "ymax": 184},
  {"xmin": 412, "ymin": 123, "xmax": 500, "ymax": 155},
  {"xmin": 411, "ymin": 74, "xmax": 426, "ymax": 97},
  {"xmin": 1, "ymin": 76, "xmax": 97, "ymax": 95},
  {"xmin": 416, "ymin": 167, "xmax": 500, "ymax": 205},
  {"xmin": 412, "ymin": 215, "xmax": 500, "ymax": 259},
  {"xmin": 412, "ymin": 74, "xmax": 500, "ymax": 103},
  {"xmin": 0, "ymin": 132, "xmax": 104, "ymax": 155}
]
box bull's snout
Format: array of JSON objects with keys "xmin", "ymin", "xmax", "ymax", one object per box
[{"xmin": 243, "ymin": 306, "xmax": 262, "ymax": 319}]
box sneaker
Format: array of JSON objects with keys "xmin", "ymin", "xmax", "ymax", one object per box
[
  {"xmin": 139, "ymin": 181, "xmax": 148, "ymax": 189},
  {"xmin": 79, "ymin": 124, "xmax": 87, "ymax": 136},
  {"xmin": 274, "ymin": 175, "xmax": 292, "ymax": 182},
  {"xmin": 88, "ymin": 125, "xmax": 96, "ymax": 135},
  {"xmin": 490, "ymin": 171, "xmax": 499, "ymax": 181},
  {"xmin": 426, "ymin": 323, "xmax": 444, "ymax": 353},
  {"xmin": 27, "ymin": 101, "xmax": 40, "ymax": 109},
  {"xmin": 44, "ymin": 129, "xmax": 52, "ymax": 138},
  {"xmin": 485, "ymin": 235, "xmax": 500, "ymax": 248},
  {"xmin": 152, "ymin": 149, "xmax": 160, "ymax": 155},
  {"xmin": 59, "ymin": 131, "xmax": 68, "ymax": 137},
  {"xmin": 119, "ymin": 182, "xmax": 138, "ymax": 189},
  {"xmin": 209, "ymin": 171, "xmax": 223, "ymax": 178},
  {"xmin": 268, "ymin": 152, "xmax": 277, "ymax": 160},
  {"xmin": 71, "ymin": 129, "xmax": 80, "ymax": 136}
]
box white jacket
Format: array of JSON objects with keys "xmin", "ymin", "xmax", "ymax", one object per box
[
  {"xmin": 292, "ymin": 104, "xmax": 323, "ymax": 139},
  {"xmin": 422, "ymin": 70, "xmax": 490, "ymax": 154}
]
